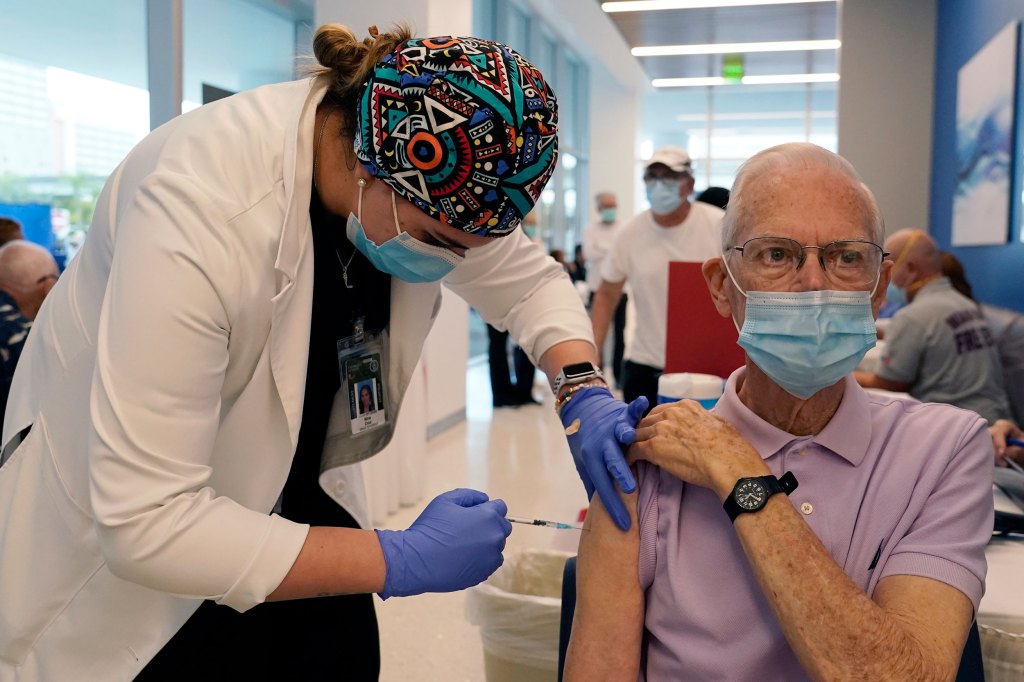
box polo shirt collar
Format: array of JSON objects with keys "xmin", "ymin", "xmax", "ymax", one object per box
[{"xmin": 713, "ymin": 368, "xmax": 872, "ymax": 466}]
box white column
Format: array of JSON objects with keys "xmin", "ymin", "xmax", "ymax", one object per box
[
  {"xmin": 146, "ymin": 0, "xmax": 182, "ymax": 130},
  {"xmin": 837, "ymin": 0, "xmax": 937, "ymax": 235}
]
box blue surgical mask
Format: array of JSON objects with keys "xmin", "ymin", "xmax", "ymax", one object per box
[
  {"xmin": 600, "ymin": 208, "xmax": 617, "ymax": 223},
  {"xmin": 885, "ymin": 281, "xmax": 907, "ymax": 307},
  {"xmin": 723, "ymin": 257, "xmax": 877, "ymax": 399},
  {"xmin": 346, "ymin": 181, "xmax": 464, "ymax": 283},
  {"xmin": 645, "ymin": 179, "xmax": 684, "ymax": 215}
]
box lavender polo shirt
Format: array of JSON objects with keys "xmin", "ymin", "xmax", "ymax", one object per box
[{"xmin": 636, "ymin": 368, "xmax": 994, "ymax": 681}]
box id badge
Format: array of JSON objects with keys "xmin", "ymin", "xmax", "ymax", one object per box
[{"xmin": 338, "ymin": 318, "xmax": 388, "ymax": 436}]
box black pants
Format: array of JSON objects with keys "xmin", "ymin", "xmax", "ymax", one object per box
[
  {"xmin": 621, "ymin": 359, "xmax": 662, "ymax": 416},
  {"xmin": 487, "ymin": 323, "xmax": 536, "ymax": 406},
  {"xmin": 135, "ymin": 508, "xmax": 379, "ymax": 681},
  {"xmin": 611, "ymin": 293, "xmax": 628, "ymax": 388},
  {"xmin": 589, "ymin": 292, "xmax": 628, "ymax": 388}
]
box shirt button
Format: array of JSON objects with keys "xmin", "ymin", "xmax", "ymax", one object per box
[
  {"xmin": 335, "ymin": 481, "xmax": 347, "ymax": 496},
  {"xmin": 800, "ymin": 502, "xmax": 814, "ymax": 515}
]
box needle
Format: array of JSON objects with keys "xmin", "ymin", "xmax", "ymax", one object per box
[{"xmin": 507, "ymin": 515, "xmax": 582, "ymax": 530}]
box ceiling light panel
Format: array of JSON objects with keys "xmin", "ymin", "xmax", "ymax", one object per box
[
  {"xmin": 603, "ymin": 0, "xmax": 834, "ymax": 12},
  {"xmin": 632, "ymin": 39, "xmax": 839, "ymax": 56},
  {"xmin": 652, "ymin": 72, "xmax": 839, "ymax": 86}
]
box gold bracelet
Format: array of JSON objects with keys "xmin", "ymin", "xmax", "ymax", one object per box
[{"xmin": 554, "ymin": 379, "xmax": 609, "ymax": 415}]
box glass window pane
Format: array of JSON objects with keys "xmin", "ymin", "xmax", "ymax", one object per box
[
  {"xmin": 184, "ymin": 0, "xmax": 297, "ymax": 108},
  {"xmin": 0, "ymin": 0, "xmax": 148, "ymax": 257}
]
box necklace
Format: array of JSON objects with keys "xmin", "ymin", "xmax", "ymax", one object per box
[{"xmin": 336, "ymin": 247, "xmax": 356, "ymax": 289}]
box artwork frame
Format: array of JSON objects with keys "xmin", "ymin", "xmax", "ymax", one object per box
[{"xmin": 952, "ymin": 20, "xmax": 1019, "ymax": 246}]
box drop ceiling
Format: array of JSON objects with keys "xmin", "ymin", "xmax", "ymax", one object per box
[{"xmin": 598, "ymin": 1, "xmax": 839, "ymax": 83}]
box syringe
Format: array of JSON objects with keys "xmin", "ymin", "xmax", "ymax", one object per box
[{"xmin": 507, "ymin": 515, "xmax": 582, "ymax": 530}]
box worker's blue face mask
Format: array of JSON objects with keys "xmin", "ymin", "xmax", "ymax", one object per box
[
  {"xmin": 723, "ymin": 255, "xmax": 877, "ymax": 399},
  {"xmin": 645, "ymin": 179, "xmax": 684, "ymax": 215},
  {"xmin": 885, "ymin": 281, "xmax": 907, "ymax": 307},
  {"xmin": 346, "ymin": 180, "xmax": 464, "ymax": 283}
]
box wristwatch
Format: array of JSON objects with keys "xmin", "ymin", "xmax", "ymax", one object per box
[
  {"xmin": 553, "ymin": 361, "xmax": 605, "ymax": 396},
  {"xmin": 723, "ymin": 472, "xmax": 799, "ymax": 522}
]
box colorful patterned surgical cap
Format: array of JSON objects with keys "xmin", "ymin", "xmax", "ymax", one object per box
[{"xmin": 354, "ymin": 36, "xmax": 558, "ymax": 236}]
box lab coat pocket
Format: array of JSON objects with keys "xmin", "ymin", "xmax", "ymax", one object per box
[{"xmin": 0, "ymin": 417, "xmax": 103, "ymax": 665}]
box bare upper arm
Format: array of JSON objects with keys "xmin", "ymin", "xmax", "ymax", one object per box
[
  {"xmin": 596, "ymin": 278, "xmax": 625, "ymax": 301},
  {"xmin": 873, "ymin": 575, "xmax": 975, "ymax": 676},
  {"xmin": 564, "ymin": 484, "xmax": 645, "ymax": 681}
]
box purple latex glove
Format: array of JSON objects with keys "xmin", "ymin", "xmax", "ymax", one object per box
[
  {"xmin": 559, "ymin": 386, "xmax": 649, "ymax": 530},
  {"xmin": 375, "ymin": 488, "xmax": 512, "ymax": 599}
]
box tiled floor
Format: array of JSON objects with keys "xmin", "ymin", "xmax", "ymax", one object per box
[{"xmin": 376, "ymin": 361, "xmax": 591, "ymax": 681}]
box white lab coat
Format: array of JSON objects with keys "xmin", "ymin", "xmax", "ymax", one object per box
[{"xmin": 0, "ymin": 76, "xmax": 591, "ymax": 681}]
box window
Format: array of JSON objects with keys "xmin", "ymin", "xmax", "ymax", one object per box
[
  {"xmin": 0, "ymin": 0, "xmax": 148, "ymax": 258},
  {"xmin": 473, "ymin": 0, "xmax": 590, "ymax": 252},
  {"xmin": 642, "ymin": 83, "xmax": 837, "ymax": 195}
]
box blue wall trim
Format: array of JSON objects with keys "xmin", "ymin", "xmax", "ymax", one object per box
[{"xmin": 932, "ymin": 0, "xmax": 1024, "ymax": 312}]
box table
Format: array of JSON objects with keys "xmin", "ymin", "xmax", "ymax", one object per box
[{"xmin": 978, "ymin": 487, "xmax": 1024, "ymax": 680}]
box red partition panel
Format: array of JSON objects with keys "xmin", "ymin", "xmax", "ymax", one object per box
[{"xmin": 664, "ymin": 261, "xmax": 746, "ymax": 377}]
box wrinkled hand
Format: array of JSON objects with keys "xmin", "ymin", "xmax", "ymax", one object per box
[
  {"xmin": 628, "ymin": 400, "xmax": 762, "ymax": 494},
  {"xmin": 990, "ymin": 419, "xmax": 1024, "ymax": 468},
  {"xmin": 559, "ymin": 387, "xmax": 648, "ymax": 530},
  {"xmin": 375, "ymin": 488, "xmax": 512, "ymax": 599}
]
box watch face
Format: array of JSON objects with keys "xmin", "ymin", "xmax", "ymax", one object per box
[
  {"xmin": 563, "ymin": 362, "xmax": 596, "ymax": 380},
  {"xmin": 735, "ymin": 480, "xmax": 767, "ymax": 510}
]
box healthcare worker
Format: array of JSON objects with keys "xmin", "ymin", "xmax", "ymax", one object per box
[{"xmin": 0, "ymin": 24, "xmax": 644, "ymax": 681}]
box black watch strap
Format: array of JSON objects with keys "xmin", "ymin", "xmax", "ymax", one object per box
[{"xmin": 723, "ymin": 471, "xmax": 799, "ymax": 522}]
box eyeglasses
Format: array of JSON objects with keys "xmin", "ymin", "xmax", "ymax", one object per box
[{"xmin": 726, "ymin": 236, "xmax": 888, "ymax": 287}]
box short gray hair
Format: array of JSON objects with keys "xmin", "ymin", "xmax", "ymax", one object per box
[{"xmin": 721, "ymin": 142, "xmax": 884, "ymax": 251}]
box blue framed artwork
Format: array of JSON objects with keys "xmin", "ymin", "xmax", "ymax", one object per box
[{"xmin": 953, "ymin": 20, "xmax": 1018, "ymax": 246}]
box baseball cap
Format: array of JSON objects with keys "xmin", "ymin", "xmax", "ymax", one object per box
[{"xmin": 645, "ymin": 146, "xmax": 692, "ymax": 174}]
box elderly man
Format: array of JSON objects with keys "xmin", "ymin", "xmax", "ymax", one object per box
[
  {"xmin": 590, "ymin": 147, "xmax": 724, "ymax": 409},
  {"xmin": 0, "ymin": 240, "xmax": 59, "ymax": 431},
  {"xmin": 566, "ymin": 143, "xmax": 992, "ymax": 680},
  {"xmin": 855, "ymin": 228, "xmax": 1010, "ymax": 423}
]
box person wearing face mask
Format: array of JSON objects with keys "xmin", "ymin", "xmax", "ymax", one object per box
[
  {"xmin": 854, "ymin": 228, "xmax": 1010, "ymax": 424},
  {"xmin": 0, "ymin": 25, "xmax": 647, "ymax": 681},
  {"xmin": 582, "ymin": 191, "xmax": 627, "ymax": 383},
  {"xmin": 565, "ymin": 143, "xmax": 992, "ymax": 681},
  {"xmin": 590, "ymin": 148, "xmax": 725, "ymax": 410}
]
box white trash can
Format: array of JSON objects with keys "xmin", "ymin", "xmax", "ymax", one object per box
[
  {"xmin": 657, "ymin": 372, "xmax": 725, "ymax": 408},
  {"xmin": 465, "ymin": 549, "xmax": 573, "ymax": 682}
]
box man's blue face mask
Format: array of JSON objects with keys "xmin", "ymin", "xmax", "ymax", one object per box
[
  {"xmin": 722, "ymin": 254, "xmax": 878, "ymax": 399},
  {"xmin": 346, "ymin": 179, "xmax": 464, "ymax": 283},
  {"xmin": 645, "ymin": 179, "xmax": 684, "ymax": 215}
]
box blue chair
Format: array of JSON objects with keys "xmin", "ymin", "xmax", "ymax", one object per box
[
  {"xmin": 557, "ymin": 555, "xmax": 985, "ymax": 681},
  {"xmin": 557, "ymin": 556, "xmax": 576, "ymax": 682}
]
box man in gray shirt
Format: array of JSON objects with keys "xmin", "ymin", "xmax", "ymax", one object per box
[{"xmin": 856, "ymin": 228, "xmax": 1010, "ymax": 423}]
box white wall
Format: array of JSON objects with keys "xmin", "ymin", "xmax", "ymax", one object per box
[{"xmin": 837, "ymin": 0, "xmax": 937, "ymax": 235}]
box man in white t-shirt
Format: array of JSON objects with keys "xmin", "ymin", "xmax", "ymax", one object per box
[
  {"xmin": 590, "ymin": 146, "xmax": 724, "ymax": 409},
  {"xmin": 583, "ymin": 191, "xmax": 627, "ymax": 385}
]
